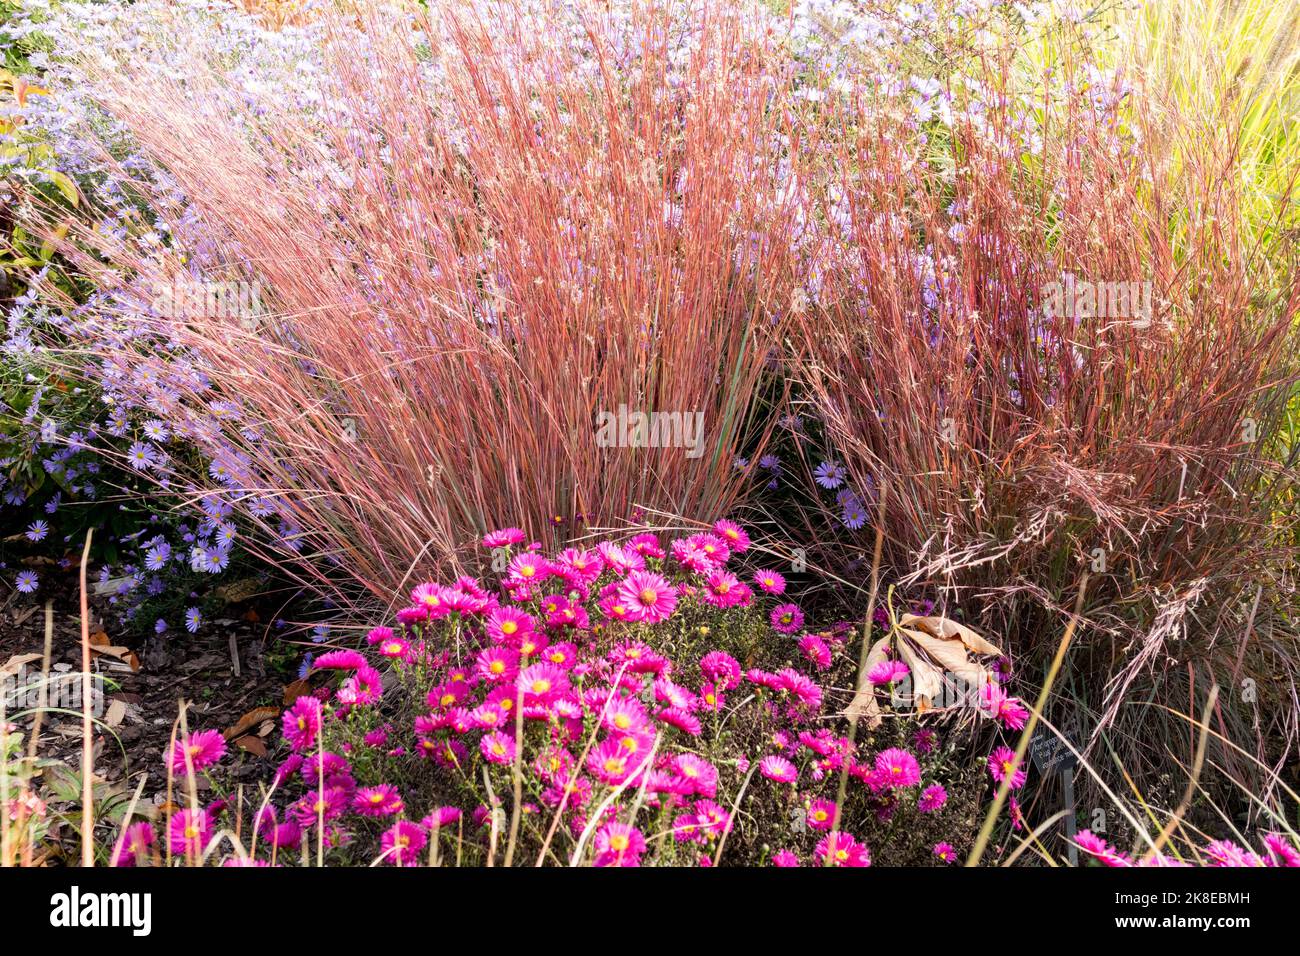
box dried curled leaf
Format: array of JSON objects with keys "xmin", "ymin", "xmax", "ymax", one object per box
[
  {"xmin": 845, "ymin": 636, "xmax": 891, "ymax": 727},
  {"xmin": 899, "ymin": 614, "xmax": 1003, "ymax": 656},
  {"xmin": 845, "ymin": 615, "xmax": 1002, "ymax": 725}
]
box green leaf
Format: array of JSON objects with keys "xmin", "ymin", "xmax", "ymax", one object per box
[{"xmin": 47, "ymin": 170, "xmax": 79, "ymax": 207}]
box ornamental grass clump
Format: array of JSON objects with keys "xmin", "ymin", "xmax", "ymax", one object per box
[
  {"xmin": 782, "ymin": 2, "xmax": 1300, "ymax": 804},
  {"xmin": 26, "ymin": 0, "xmax": 805, "ymax": 605}
]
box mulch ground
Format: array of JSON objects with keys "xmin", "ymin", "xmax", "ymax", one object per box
[{"xmin": 1, "ymin": 569, "xmax": 294, "ymax": 858}]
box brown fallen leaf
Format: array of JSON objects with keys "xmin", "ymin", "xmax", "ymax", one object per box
[
  {"xmin": 103, "ymin": 699, "xmax": 128, "ymax": 728},
  {"xmin": 217, "ymin": 576, "xmax": 263, "ymax": 604},
  {"xmin": 282, "ymin": 679, "xmax": 312, "ymax": 706},
  {"xmin": 1, "ymin": 653, "xmax": 43, "ymax": 678},
  {"xmin": 234, "ymin": 735, "xmax": 268, "ymax": 758},
  {"xmin": 223, "ymin": 706, "xmax": 281, "ymax": 741},
  {"xmin": 89, "ymin": 644, "xmax": 140, "ymax": 672}
]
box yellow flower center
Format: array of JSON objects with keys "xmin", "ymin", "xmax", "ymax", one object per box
[{"xmin": 501, "ymin": 621, "xmax": 517, "ymax": 635}]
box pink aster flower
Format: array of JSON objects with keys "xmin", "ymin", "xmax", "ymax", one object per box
[
  {"xmin": 988, "ymin": 746, "xmax": 1027, "ymax": 790},
  {"xmin": 376, "ymin": 636, "xmax": 412, "ymax": 661},
  {"xmin": 698, "ymin": 682, "xmax": 726, "ymax": 711},
  {"xmin": 670, "ymin": 537, "xmax": 717, "ymax": 574},
  {"xmin": 556, "ymin": 547, "xmax": 603, "ymax": 586},
  {"xmin": 313, "ymin": 649, "xmax": 367, "ymax": 671},
  {"xmin": 597, "ymin": 541, "xmax": 645, "ymax": 574},
  {"xmin": 421, "ymin": 806, "xmax": 464, "ymax": 831},
  {"xmin": 587, "ymin": 738, "xmax": 636, "ymax": 785},
  {"xmin": 486, "ymin": 606, "xmax": 534, "ymax": 644},
  {"xmin": 772, "ymin": 848, "xmax": 801, "ymax": 867},
  {"xmin": 656, "ymin": 706, "xmax": 702, "ymax": 736},
  {"xmin": 482, "ymin": 527, "xmax": 526, "ymax": 549},
  {"xmin": 912, "ymin": 727, "xmax": 938, "ymax": 753},
  {"xmin": 918, "ymin": 783, "xmax": 948, "ymax": 813},
  {"xmin": 601, "ymin": 695, "xmax": 650, "ymax": 735},
  {"xmin": 712, "ymin": 519, "xmax": 750, "ymax": 553},
  {"xmin": 867, "ymin": 659, "xmax": 910, "ymax": 685},
  {"xmin": 933, "ymin": 842, "xmax": 957, "ymax": 863},
  {"xmin": 874, "ymin": 748, "xmax": 921, "ymax": 788},
  {"xmin": 353, "ymin": 784, "xmax": 404, "ymax": 817},
  {"xmin": 799, "ymin": 634, "xmax": 833, "ymax": 670},
  {"xmin": 691, "ymin": 533, "xmax": 731, "ymax": 566},
  {"xmin": 480, "ymin": 731, "xmax": 517, "ymax": 765},
  {"xmin": 776, "ymin": 668, "xmax": 824, "ymax": 712},
  {"xmin": 699, "ymin": 651, "xmax": 742, "ymax": 690},
  {"xmin": 980, "ymin": 682, "xmax": 1030, "ymax": 730},
  {"xmin": 753, "ymin": 568, "xmax": 786, "ymax": 594},
  {"xmin": 759, "ymin": 755, "xmax": 798, "ymax": 784},
  {"xmin": 168, "ymin": 729, "xmax": 226, "ymax": 775},
  {"xmin": 815, "ymin": 831, "xmax": 871, "ymax": 867},
  {"xmin": 337, "ymin": 665, "xmax": 383, "ymax": 706},
  {"xmin": 282, "ymin": 696, "xmax": 323, "ymax": 753},
  {"xmin": 505, "ymin": 552, "xmax": 550, "ymax": 586},
  {"xmin": 671, "ymin": 753, "xmax": 719, "ymax": 797},
  {"xmin": 410, "ymin": 582, "xmax": 451, "ymax": 615},
  {"xmin": 517, "ymin": 662, "xmax": 569, "ymax": 702},
  {"xmin": 1264, "ymin": 833, "xmax": 1300, "ymax": 867},
  {"xmin": 594, "ymin": 821, "xmax": 647, "ymax": 867},
  {"xmin": 770, "ymin": 603, "xmax": 804, "ymax": 634},
  {"xmin": 690, "ymin": 799, "xmax": 733, "ymax": 840},
  {"xmin": 381, "ymin": 820, "xmax": 428, "ymax": 866},
  {"xmin": 1204, "ymin": 840, "xmax": 1266, "ymax": 867},
  {"xmin": 622, "ymin": 531, "xmax": 661, "ymax": 558},
  {"xmin": 807, "ymin": 797, "xmax": 837, "ymax": 831},
  {"xmin": 616, "ymin": 571, "xmax": 678, "ymax": 623},
  {"xmin": 515, "ymin": 630, "xmax": 549, "ymax": 658},
  {"xmin": 653, "ymin": 677, "xmax": 698, "ymax": 710},
  {"xmin": 476, "ymin": 644, "xmax": 520, "ymax": 683},
  {"xmin": 609, "ymin": 641, "xmax": 668, "ymax": 673},
  {"xmin": 366, "ymin": 626, "xmax": 394, "ymax": 645},
  {"xmin": 1075, "ymin": 830, "xmax": 1132, "ymax": 867},
  {"xmin": 168, "ymin": 809, "xmax": 213, "ymax": 857},
  {"xmin": 702, "ymin": 569, "xmax": 746, "ymax": 608},
  {"xmin": 111, "ymin": 821, "xmax": 156, "ymax": 867}
]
